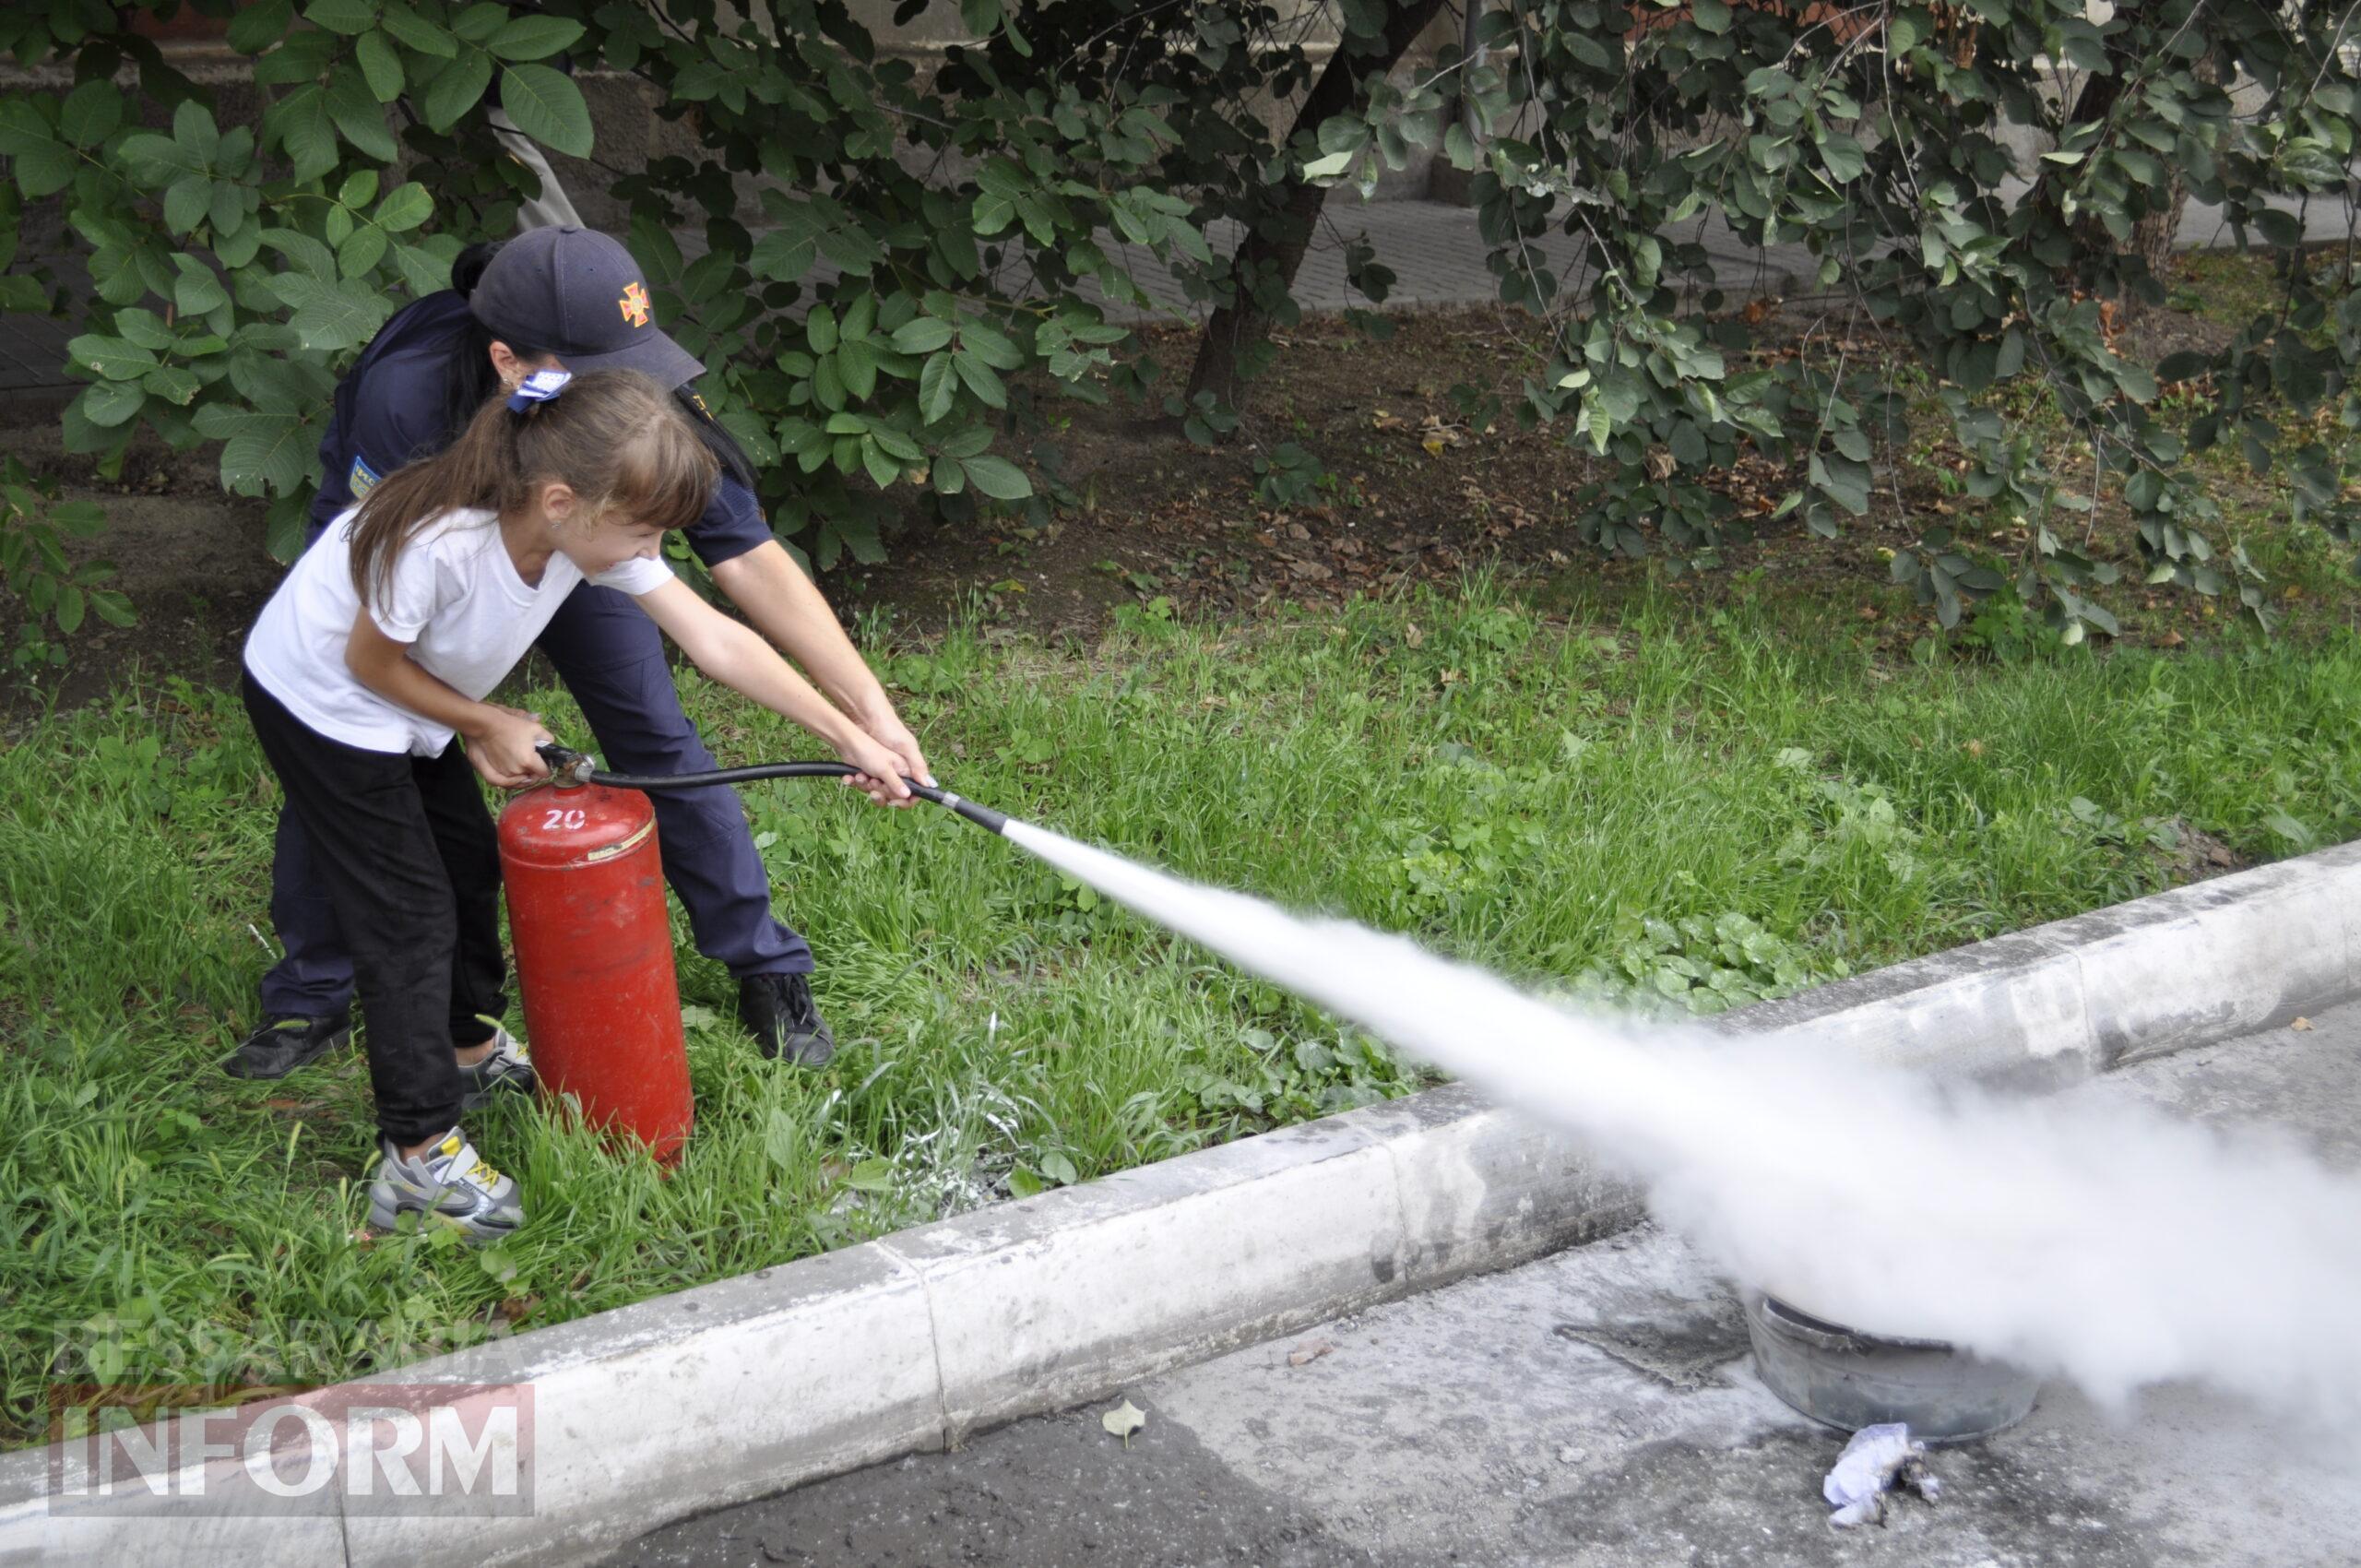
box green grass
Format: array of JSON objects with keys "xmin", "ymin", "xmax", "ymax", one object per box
[{"xmin": 6, "ymin": 581, "xmax": 2360, "ymax": 1447}]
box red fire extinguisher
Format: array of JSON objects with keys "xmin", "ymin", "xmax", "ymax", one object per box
[{"xmin": 497, "ymin": 781, "xmax": 694, "ymax": 1164}]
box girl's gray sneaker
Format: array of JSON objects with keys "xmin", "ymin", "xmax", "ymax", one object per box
[
  {"xmin": 366, "ymin": 1126, "xmax": 522, "ymax": 1242},
  {"xmin": 458, "ymin": 1025, "xmax": 536, "ymax": 1111}
]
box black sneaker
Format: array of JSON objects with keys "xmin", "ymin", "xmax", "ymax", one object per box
[
  {"xmin": 738, "ymin": 973, "xmax": 836, "ymax": 1066},
  {"xmin": 222, "ymin": 1012, "xmax": 354, "ymax": 1080}
]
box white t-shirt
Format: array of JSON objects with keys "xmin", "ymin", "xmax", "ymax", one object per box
[{"xmin": 244, "ymin": 506, "xmax": 670, "ymax": 756}]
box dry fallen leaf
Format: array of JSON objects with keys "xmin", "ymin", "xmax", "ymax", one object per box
[
  {"xmin": 2293, "ymin": 1016, "xmax": 2315, "ymax": 1031},
  {"xmin": 1101, "ymin": 1398, "xmax": 1146, "ymax": 1446},
  {"xmin": 1287, "ymin": 1340, "xmax": 1337, "ymax": 1368}
]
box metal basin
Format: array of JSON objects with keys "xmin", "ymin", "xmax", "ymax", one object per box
[{"xmin": 1744, "ymin": 1290, "xmax": 2040, "ymax": 1443}]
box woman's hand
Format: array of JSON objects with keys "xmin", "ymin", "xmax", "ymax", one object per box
[
  {"xmin": 466, "ymin": 706, "xmax": 554, "ymax": 788},
  {"xmin": 833, "ymin": 729, "xmax": 916, "ymax": 808}
]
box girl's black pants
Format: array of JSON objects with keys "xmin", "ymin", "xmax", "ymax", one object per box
[{"xmin": 242, "ymin": 669, "xmax": 505, "ymax": 1146}]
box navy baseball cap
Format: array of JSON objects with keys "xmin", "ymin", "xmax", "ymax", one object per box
[{"xmin": 467, "ymin": 227, "xmax": 705, "ymax": 388}]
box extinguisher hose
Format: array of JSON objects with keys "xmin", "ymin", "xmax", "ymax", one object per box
[{"xmin": 533, "ymin": 745, "xmax": 1008, "ymax": 835}]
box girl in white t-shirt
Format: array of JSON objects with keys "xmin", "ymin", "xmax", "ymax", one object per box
[{"xmin": 242, "ymin": 368, "xmax": 910, "ymax": 1241}]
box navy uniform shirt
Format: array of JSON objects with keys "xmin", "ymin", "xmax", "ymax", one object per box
[{"xmin": 307, "ymin": 291, "xmax": 773, "ymax": 567}]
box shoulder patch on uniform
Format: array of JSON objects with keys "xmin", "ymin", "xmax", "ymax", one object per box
[{"xmin": 348, "ymin": 455, "xmax": 383, "ymax": 497}]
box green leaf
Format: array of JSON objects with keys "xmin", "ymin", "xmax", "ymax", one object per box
[
  {"xmin": 139, "ymin": 364, "xmax": 202, "ymax": 406},
  {"xmin": 267, "ymin": 84, "xmax": 339, "ymax": 182},
  {"xmin": 356, "ymin": 30, "xmax": 405, "ymax": 102},
  {"xmin": 263, "ymin": 226, "xmax": 339, "ymax": 280},
  {"xmin": 326, "ymin": 65, "xmax": 399, "ymax": 162},
  {"xmin": 1819, "ymin": 134, "xmax": 1866, "ymax": 184},
  {"xmin": 60, "ymin": 80, "xmax": 121, "ymax": 148},
  {"xmin": 266, "ymin": 274, "xmax": 394, "ymax": 350},
  {"xmin": 80, "ymin": 380, "xmax": 147, "ymax": 429},
  {"xmin": 173, "ymin": 256, "xmax": 229, "ymax": 315},
  {"xmin": 452, "ymin": 1, "xmax": 510, "ymax": 42},
  {"xmin": 842, "ymin": 1156, "xmax": 896, "ymax": 1194},
  {"xmin": 391, "ymin": 241, "xmax": 454, "ymax": 293},
  {"xmin": 1302, "ymin": 150, "xmax": 1354, "ymax": 180},
  {"xmin": 891, "ymin": 316, "xmax": 955, "ymax": 354},
  {"xmin": 918, "ymin": 352, "xmax": 956, "ymax": 423},
  {"xmin": 748, "ymin": 230, "xmax": 815, "ymax": 283},
  {"xmin": 113, "ymin": 311, "xmax": 176, "ymax": 352},
  {"xmin": 808, "ymin": 305, "xmax": 838, "ymax": 354},
  {"xmin": 303, "ymin": 0, "xmax": 378, "ymax": 35},
  {"xmin": 1692, "ymin": 0, "xmax": 1732, "ymax": 33},
  {"xmin": 961, "ymin": 321, "xmax": 1023, "ymax": 370},
  {"xmin": 227, "ymin": 0, "xmax": 295, "ymax": 53},
  {"xmin": 953, "ymin": 350, "xmax": 1006, "ymax": 409},
  {"xmin": 115, "ymin": 131, "xmax": 196, "ymax": 184},
  {"xmin": 374, "ymin": 182, "xmax": 433, "ymax": 232},
  {"xmin": 338, "ymin": 223, "xmax": 388, "ymax": 279},
  {"xmin": 380, "ymin": 4, "xmax": 457, "ymax": 56},
  {"xmin": 0, "ymin": 102, "xmax": 75, "ymax": 198},
  {"xmin": 836, "ymin": 339, "xmax": 878, "ymax": 400},
  {"xmin": 2253, "ymin": 208, "xmax": 2303, "ymax": 249},
  {"xmin": 196, "ymin": 408, "xmax": 314, "ymax": 495},
  {"xmin": 69, "ymin": 335, "xmax": 160, "ymax": 380},
  {"xmin": 500, "ymin": 65, "xmax": 593, "ymax": 158},
  {"xmin": 163, "ymin": 176, "xmax": 211, "ymax": 235},
  {"xmin": 489, "ymin": 15, "xmax": 585, "ymax": 61},
  {"xmin": 868, "ymin": 424, "xmax": 923, "ymax": 462},
  {"xmin": 959, "ymin": 453, "xmax": 1032, "ymax": 500},
  {"xmin": 421, "ymin": 48, "xmax": 494, "ymax": 134},
  {"xmin": 971, "ymin": 194, "xmax": 1014, "ymax": 236}
]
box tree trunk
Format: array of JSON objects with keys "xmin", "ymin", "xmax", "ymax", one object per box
[
  {"xmin": 2051, "ymin": 13, "xmax": 2213, "ymax": 321},
  {"xmin": 2128, "ymin": 178, "xmax": 2193, "ymax": 313},
  {"xmin": 1185, "ymin": 0, "xmax": 1451, "ymax": 409}
]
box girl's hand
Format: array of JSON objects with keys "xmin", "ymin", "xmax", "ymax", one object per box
[
  {"xmin": 467, "ymin": 706, "xmax": 555, "ymax": 788},
  {"xmin": 858, "ymin": 707, "xmax": 934, "ymax": 789},
  {"xmin": 833, "ymin": 730, "xmax": 916, "ymax": 808}
]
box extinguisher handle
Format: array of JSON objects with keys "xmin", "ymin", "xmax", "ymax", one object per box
[{"xmin": 534, "ymin": 743, "xmax": 598, "ymax": 787}]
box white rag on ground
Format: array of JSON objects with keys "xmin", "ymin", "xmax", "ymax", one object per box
[{"xmin": 1823, "ymin": 1422, "xmax": 1943, "ymax": 1527}]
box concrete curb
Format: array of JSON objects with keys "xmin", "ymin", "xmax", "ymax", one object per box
[{"xmin": 7, "ymin": 839, "xmax": 2358, "ymax": 1565}]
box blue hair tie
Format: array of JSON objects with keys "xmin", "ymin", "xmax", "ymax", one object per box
[{"xmin": 507, "ymin": 368, "xmax": 572, "ymax": 412}]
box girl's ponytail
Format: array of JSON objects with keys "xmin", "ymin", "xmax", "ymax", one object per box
[{"xmin": 345, "ymin": 369, "xmax": 718, "ymax": 612}]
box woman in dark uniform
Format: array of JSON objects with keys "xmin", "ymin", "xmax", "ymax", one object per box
[{"xmin": 227, "ymin": 227, "xmax": 930, "ymax": 1078}]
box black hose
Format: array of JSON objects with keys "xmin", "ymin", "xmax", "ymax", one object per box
[{"xmin": 535, "ymin": 745, "xmax": 1009, "ymax": 835}]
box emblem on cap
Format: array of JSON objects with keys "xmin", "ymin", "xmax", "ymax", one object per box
[{"xmin": 619, "ymin": 280, "xmax": 651, "ymax": 328}]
